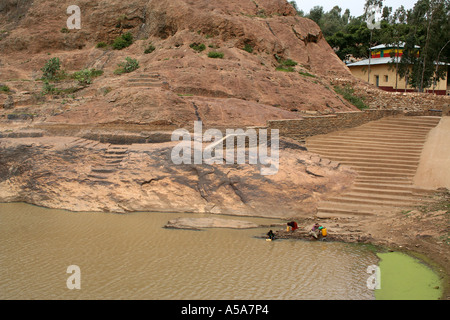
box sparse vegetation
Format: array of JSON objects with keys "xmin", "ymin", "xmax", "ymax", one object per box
[
  {"xmin": 71, "ymin": 69, "xmax": 103, "ymax": 85},
  {"xmin": 114, "ymin": 57, "xmax": 140, "ymax": 75},
  {"xmin": 41, "ymin": 57, "xmax": 61, "ymax": 80},
  {"xmin": 275, "ymin": 66, "xmax": 295, "ymax": 72},
  {"xmin": 243, "ymin": 43, "xmax": 253, "ymax": 53},
  {"xmin": 275, "ymin": 57, "xmax": 298, "ymax": 72},
  {"xmin": 144, "ymin": 43, "xmax": 156, "ymax": 54},
  {"xmin": 0, "ymin": 85, "xmax": 11, "ymax": 93},
  {"xmin": 207, "ymin": 51, "xmax": 224, "ymax": 59},
  {"xmin": 299, "ymin": 71, "xmax": 316, "ymax": 78},
  {"xmin": 279, "ymin": 59, "xmax": 298, "ymax": 67},
  {"xmin": 96, "ymin": 42, "xmax": 107, "ymax": 49},
  {"xmin": 41, "ymin": 80, "xmax": 58, "ymax": 95},
  {"xmin": 333, "ymin": 84, "xmax": 368, "ymax": 110},
  {"xmin": 112, "ymin": 32, "xmax": 133, "ymax": 50},
  {"xmin": 190, "ymin": 43, "xmax": 206, "ymax": 52},
  {"xmin": 60, "ymin": 27, "xmax": 69, "ymax": 33}
]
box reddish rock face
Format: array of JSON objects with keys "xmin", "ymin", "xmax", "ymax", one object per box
[{"xmin": 0, "ymin": 0, "xmax": 361, "ymax": 130}]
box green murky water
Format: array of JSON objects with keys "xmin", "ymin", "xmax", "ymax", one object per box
[{"xmin": 375, "ymin": 252, "xmax": 442, "ymax": 300}]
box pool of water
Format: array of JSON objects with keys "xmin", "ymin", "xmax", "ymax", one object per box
[
  {"xmin": 0, "ymin": 202, "xmax": 442, "ymax": 300},
  {"xmin": 375, "ymin": 252, "xmax": 442, "ymax": 300}
]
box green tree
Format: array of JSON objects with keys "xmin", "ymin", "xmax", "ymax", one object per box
[
  {"xmin": 402, "ymin": 0, "xmax": 449, "ymax": 91},
  {"xmin": 308, "ymin": 6, "xmax": 324, "ymax": 25},
  {"xmin": 41, "ymin": 57, "xmax": 61, "ymax": 80}
]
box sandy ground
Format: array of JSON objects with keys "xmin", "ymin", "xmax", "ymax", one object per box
[{"xmin": 414, "ymin": 117, "xmax": 450, "ymax": 189}]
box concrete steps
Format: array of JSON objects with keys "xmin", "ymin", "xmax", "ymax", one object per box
[{"xmin": 306, "ymin": 116, "xmax": 441, "ymax": 218}]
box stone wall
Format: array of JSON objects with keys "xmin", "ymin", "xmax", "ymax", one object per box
[{"xmin": 267, "ymin": 109, "xmax": 443, "ymax": 141}]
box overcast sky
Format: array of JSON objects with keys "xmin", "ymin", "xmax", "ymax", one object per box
[{"xmin": 292, "ymin": 0, "xmax": 418, "ymax": 17}]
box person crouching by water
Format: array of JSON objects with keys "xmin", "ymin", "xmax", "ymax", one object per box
[
  {"xmin": 309, "ymin": 223, "xmax": 321, "ymax": 239},
  {"xmin": 267, "ymin": 230, "xmax": 275, "ymax": 241},
  {"xmin": 287, "ymin": 221, "xmax": 298, "ymax": 231},
  {"xmin": 319, "ymin": 226, "xmax": 327, "ymax": 241}
]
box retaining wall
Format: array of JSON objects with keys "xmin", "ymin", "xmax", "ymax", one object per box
[{"xmin": 267, "ymin": 109, "xmax": 443, "ymax": 141}]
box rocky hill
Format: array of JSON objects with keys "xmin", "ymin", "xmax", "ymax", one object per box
[{"xmin": 0, "ymin": 0, "xmax": 364, "ymax": 132}]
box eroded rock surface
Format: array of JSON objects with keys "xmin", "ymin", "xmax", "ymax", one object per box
[{"xmin": 0, "ymin": 136, "xmax": 356, "ymax": 217}]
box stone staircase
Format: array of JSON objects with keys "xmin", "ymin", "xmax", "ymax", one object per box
[
  {"xmin": 127, "ymin": 73, "xmax": 165, "ymax": 88},
  {"xmin": 87, "ymin": 145, "xmax": 129, "ymax": 184},
  {"xmin": 306, "ymin": 116, "xmax": 442, "ymax": 218},
  {"xmin": 67, "ymin": 137, "xmax": 103, "ymax": 149}
]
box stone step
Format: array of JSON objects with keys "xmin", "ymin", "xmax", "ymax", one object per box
[
  {"xmin": 308, "ymin": 151, "xmax": 422, "ymax": 161},
  {"xmin": 103, "ymin": 154, "xmax": 126, "ymax": 159},
  {"xmin": 317, "ymin": 209, "xmax": 375, "ymax": 218},
  {"xmin": 336, "ymin": 191, "xmax": 418, "ymax": 203},
  {"xmin": 326, "ymin": 134, "xmax": 427, "ymax": 141},
  {"xmin": 341, "ymin": 162, "xmax": 418, "ymax": 171},
  {"xmin": 317, "ymin": 203, "xmax": 381, "ymax": 216},
  {"xmin": 105, "ymin": 159, "xmax": 123, "ymax": 164},
  {"xmin": 355, "ymin": 171, "xmax": 415, "ymax": 178},
  {"xmin": 91, "ymin": 167, "xmax": 116, "ymax": 174},
  {"xmin": 374, "ymin": 116, "xmax": 441, "ymax": 122},
  {"xmin": 128, "ymin": 82, "xmax": 162, "ymax": 87},
  {"xmin": 315, "ymin": 138, "xmax": 427, "ymax": 145},
  {"xmin": 105, "ymin": 149, "xmax": 128, "ymax": 154},
  {"xmin": 323, "ymin": 158, "xmax": 420, "ymax": 167},
  {"xmin": 345, "ymin": 165, "xmax": 417, "ymax": 174},
  {"xmin": 307, "ymin": 147, "xmax": 423, "ymax": 157},
  {"xmin": 352, "ymin": 182, "xmax": 415, "ymax": 190},
  {"xmin": 137, "ymin": 73, "xmax": 160, "ymax": 78},
  {"xmin": 351, "ymin": 186, "xmax": 413, "ymax": 196},
  {"xmin": 313, "ymin": 154, "xmax": 420, "ymax": 163},
  {"xmin": 323, "ymin": 196, "xmax": 419, "ymax": 207},
  {"xmin": 87, "ymin": 174, "xmax": 108, "ymax": 180},
  {"xmin": 311, "ymin": 129, "xmax": 429, "ymax": 136},
  {"xmin": 354, "ymin": 178, "xmax": 412, "ymax": 185},
  {"xmin": 128, "ymin": 78, "xmax": 161, "ymax": 83},
  {"xmin": 307, "ymin": 142, "xmax": 424, "ymax": 150},
  {"xmin": 337, "ymin": 125, "xmax": 432, "ymax": 132},
  {"xmin": 380, "ymin": 117, "xmax": 441, "ymax": 124},
  {"xmin": 306, "ymin": 137, "xmax": 426, "ymax": 148},
  {"xmin": 362, "ymin": 124, "xmax": 437, "ymax": 132}
]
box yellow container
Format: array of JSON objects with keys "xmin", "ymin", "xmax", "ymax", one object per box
[
  {"xmin": 322, "ymin": 228, "xmax": 327, "ymax": 237},
  {"xmin": 287, "ymin": 226, "xmax": 292, "ymax": 232}
]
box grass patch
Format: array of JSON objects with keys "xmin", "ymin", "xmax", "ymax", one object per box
[
  {"xmin": 190, "ymin": 43, "xmax": 206, "ymax": 52},
  {"xmin": 275, "ymin": 57, "xmax": 298, "ymax": 72},
  {"xmin": 208, "ymin": 51, "xmax": 224, "ymax": 59},
  {"xmin": 299, "ymin": 71, "xmax": 316, "ymax": 78},
  {"xmin": 333, "ymin": 85, "xmax": 369, "ymax": 110},
  {"xmin": 96, "ymin": 42, "xmax": 107, "ymax": 49},
  {"xmin": 243, "ymin": 43, "xmax": 253, "ymax": 53},
  {"xmin": 114, "ymin": 57, "xmax": 140, "ymax": 75},
  {"xmin": 1, "ymin": 85, "xmax": 11, "ymax": 93},
  {"xmin": 112, "ymin": 32, "xmax": 133, "ymax": 50},
  {"xmin": 279, "ymin": 59, "xmax": 298, "ymax": 67},
  {"xmin": 144, "ymin": 43, "xmax": 156, "ymax": 54},
  {"xmin": 40, "ymin": 80, "xmax": 81, "ymax": 96},
  {"xmin": 276, "ymin": 66, "xmax": 295, "ymax": 72},
  {"xmin": 71, "ymin": 69, "xmax": 103, "ymax": 85}
]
